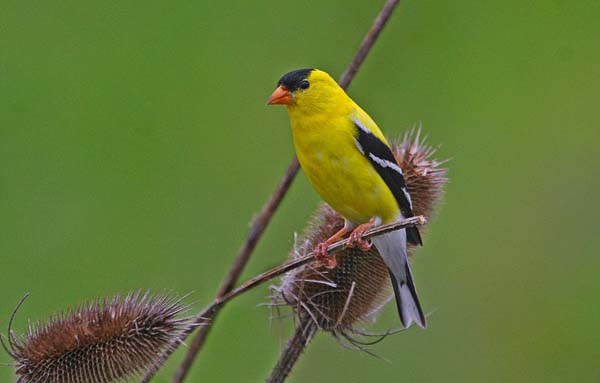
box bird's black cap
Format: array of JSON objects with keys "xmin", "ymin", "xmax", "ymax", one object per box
[{"xmin": 278, "ymin": 68, "xmax": 314, "ymax": 91}]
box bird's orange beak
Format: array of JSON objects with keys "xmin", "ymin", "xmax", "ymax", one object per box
[{"xmin": 267, "ymin": 85, "xmax": 292, "ymax": 105}]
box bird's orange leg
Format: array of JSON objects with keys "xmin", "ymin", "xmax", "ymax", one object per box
[
  {"xmin": 346, "ymin": 219, "xmax": 377, "ymax": 251},
  {"xmin": 314, "ymin": 226, "xmax": 349, "ymax": 269}
]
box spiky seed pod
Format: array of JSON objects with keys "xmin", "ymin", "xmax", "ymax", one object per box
[
  {"xmin": 395, "ymin": 129, "xmax": 449, "ymax": 221},
  {"xmin": 278, "ymin": 205, "xmax": 390, "ymax": 331},
  {"xmin": 3, "ymin": 292, "xmax": 197, "ymax": 383},
  {"xmin": 273, "ymin": 129, "xmax": 448, "ymax": 335}
]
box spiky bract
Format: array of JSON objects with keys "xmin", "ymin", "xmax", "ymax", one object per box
[{"xmin": 5, "ymin": 292, "xmax": 196, "ymax": 383}]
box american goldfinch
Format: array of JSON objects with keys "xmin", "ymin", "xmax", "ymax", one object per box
[{"xmin": 267, "ymin": 69, "xmax": 426, "ymax": 328}]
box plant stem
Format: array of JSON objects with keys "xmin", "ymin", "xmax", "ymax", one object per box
[
  {"xmin": 266, "ymin": 318, "xmax": 318, "ymax": 383},
  {"xmin": 338, "ymin": 0, "xmax": 401, "ymax": 89}
]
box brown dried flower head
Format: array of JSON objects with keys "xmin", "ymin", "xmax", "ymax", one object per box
[
  {"xmin": 272, "ymin": 129, "xmax": 448, "ymax": 337},
  {"xmin": 2, "ymin": 291, "xmax": 198, "ymax": 383}
]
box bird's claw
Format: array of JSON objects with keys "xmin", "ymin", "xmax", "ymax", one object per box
[
  {"xmin": 346, "ymin": 236, "xmax": 372, "ymax": 251},
  {"xmin": 314, "ymin": 242, "xmax": 337, "ymax": 269},
  {"xmin": 346, "ymin": 225, "xmax": 373, "ymax": 251}
]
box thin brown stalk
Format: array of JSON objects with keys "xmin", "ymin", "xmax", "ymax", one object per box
[
  {"xmin": 164, "ymin": 158, "xmax": 299, "ymax": 383},
  {"xmin": 138, "ymin": 1, "xmax": 405, "ymax": 382},
  {"xmin": 140, "ymin": 217, "xmax": 424, "ymax": 383},
  {"xmin": 217, "ymin": 157, "xmax": 300, "ymax": 298},
  {"xmin": 266, "ymin": 318, "xmax": 318, "ymax": 383},
  {"xmin": 165, "ymin": 158, "xmax": 297, "ymax": 376},
  {"xmin": 338, "ymin": 0, "xmax": 401, "ymax": 88}
]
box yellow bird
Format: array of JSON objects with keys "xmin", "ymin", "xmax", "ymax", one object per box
[{"xmin": 267, "ymin": 69, "xmax": 426, "ymax": 328}]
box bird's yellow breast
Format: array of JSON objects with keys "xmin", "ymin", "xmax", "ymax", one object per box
[{"xmin": 291, "ymin": 114, "xmax": 400, "ymax": 224}]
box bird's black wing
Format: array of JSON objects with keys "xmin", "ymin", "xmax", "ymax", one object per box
[{"xmin": 354, "ymin": 120, "xmax": 422, "ymax": 246}]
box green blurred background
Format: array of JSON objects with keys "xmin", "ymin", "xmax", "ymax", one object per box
[{"xmin": 1, "ymin": 0, "xmax": 599, "ymax": 382}]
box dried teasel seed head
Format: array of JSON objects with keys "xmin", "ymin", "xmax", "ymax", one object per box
[
  {"xmin": 2, "ymin": 291, "xmax": 199, "ymax": 383},
  {"xmin": 272, "ymin": 129, "xmax": 448, "ymax": 335},
  {"xmin": 395, "ymin": 128, "xmax": 449, "ymax": 220},
  {"xmin": 278, "ymin": 204, "xmax": 391, "ymax": 332}
]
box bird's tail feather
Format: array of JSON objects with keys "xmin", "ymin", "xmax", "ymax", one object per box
[
  {"xmin": 372, "ymin": 229, "xmax": 426, "ymax": 329},
  {"xmin": 406, "ymin": 226, "xmax": 423, "ymax": 246},
  {"xmin": 389, "ymin": 265, "xmax": 426, "ymax": 328}
]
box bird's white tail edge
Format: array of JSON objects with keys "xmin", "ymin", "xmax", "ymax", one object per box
[
  {"xmin": 398, "ymin": 276, "xmax": 427, "ymax": 328},
  {"xmin": 372, "ymin": 228, "xmax": 427, "ymax": 329}
]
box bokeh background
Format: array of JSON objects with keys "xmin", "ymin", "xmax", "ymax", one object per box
[{"xmin": 1, "ymin": 0, "xmax": 599, "ymax": 382}]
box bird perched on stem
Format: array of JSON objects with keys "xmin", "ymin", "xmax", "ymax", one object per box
[{"xmin": 267, "ymin": 69, "xmax": 426, "ymax": 328}]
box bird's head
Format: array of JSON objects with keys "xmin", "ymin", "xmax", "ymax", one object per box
[{"xmin": 267, "ymin": 69, "xmax": 348, "ymax": 114}]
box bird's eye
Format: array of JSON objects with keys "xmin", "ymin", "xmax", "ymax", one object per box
[{"xmin": 299, "ymin": 80, "xmax": 310, "ymax": 89}]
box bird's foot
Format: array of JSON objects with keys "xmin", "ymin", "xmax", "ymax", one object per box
[
  {"xmin": 314, "ymin": 242, "xmax": 337, "ymax": 269},
  {"xmin": 346, "ymin": 221, "xmax": 376, "ymax": 251},
  {"xmin": 312, "ymin": 226, "xmax": 350, "ymax": 269}
]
